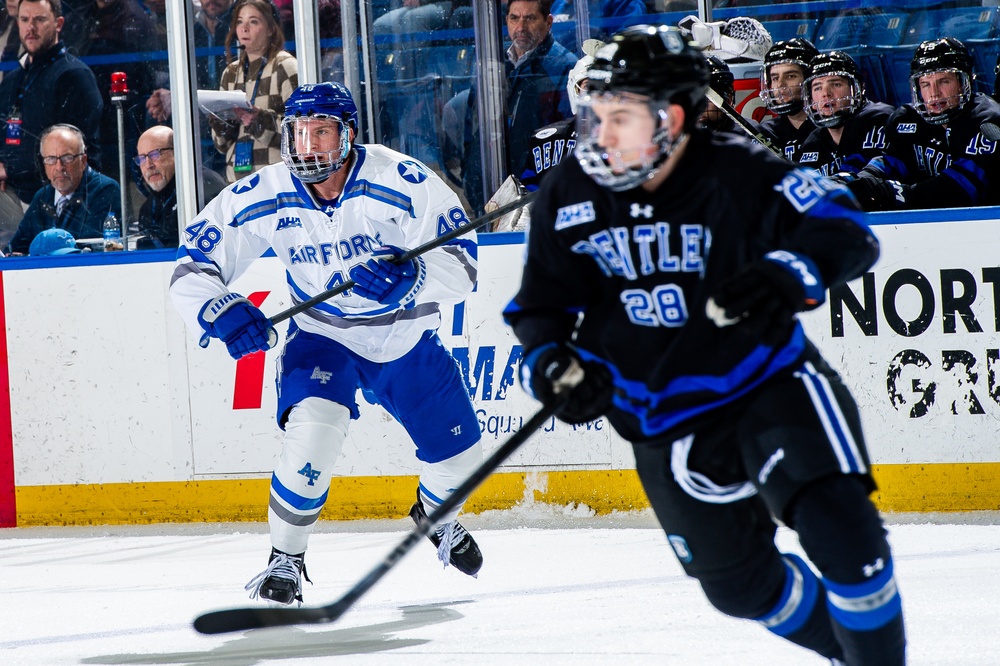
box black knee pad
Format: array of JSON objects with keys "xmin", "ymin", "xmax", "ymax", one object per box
[
  {"xmin": 788, "ymin": 474, "xmax": 891, "ymax": 584},
  {"xmin": 697, "ymin": 545, "xmax": 787, "ymax": 619}
]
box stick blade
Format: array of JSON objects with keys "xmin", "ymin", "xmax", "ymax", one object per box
[{"xmin": 193, "ymin": 601, "xmax": 350, "ymax": 634}]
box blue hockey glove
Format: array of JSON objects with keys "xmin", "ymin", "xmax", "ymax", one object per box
[
  {"xmin": 197, "ymin": 293, "xmax": 278, "ymax": 360},
  {"xmin": 706, "ymin": 250, "xmax": 826, "ymax": 346},
  {"xmin": 847, "ymin": 175, "xmax": 908, "ymax": 212},
  {"xmin": 348, "ymin": 245, "xmax": 426, "ymax": 306},
  {"xmin": 520, "ymin": 343, "xmax": 614, "ymax": 425}
]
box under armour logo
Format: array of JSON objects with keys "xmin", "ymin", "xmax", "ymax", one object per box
[
  {"xmin": 630, "ymin": 203, "xmax": 653, "ymax": 218},
  {"xmin": 863, "ymin": 557, "xmax": 885, "ymax": 578},
  {"xmin": 451, "ymin": 425, "xmax": 462, "ymax": 436},
  {"xmin": 298, "ymin": 462, "xmax": 321, "ymax": 486},
  {"xmin": 310, "ymin": 366, "xmax": 333, "ymax": 384}
]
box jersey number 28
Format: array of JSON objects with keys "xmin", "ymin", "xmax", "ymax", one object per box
[{"xmin": 621, "ymin": 285, "xmax": 688, "ymax": 327}]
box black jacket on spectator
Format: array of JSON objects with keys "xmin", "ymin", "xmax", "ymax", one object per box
[
  {"xmin": 11, "ymin": 165, "xmax": 120, "ymax": 254},
  {"xmin": 0, "ymin": 42, "xmax": 103, "ymax": 203},
  {"xmin": 135, "ymin": 180, "xmax": 178, "ymax": 249}
]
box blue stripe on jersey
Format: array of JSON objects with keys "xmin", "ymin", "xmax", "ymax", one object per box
[
  {"xmin": 446, "ymin": 237, "xmax": 478, "ymax": 260},
  {"xmin": 230, "ymin": 192, "xmax": 314, "ymax": 227},
  {"xmin": 943, "ymin": 158, "xmax": 986, "ymax": 203},
  {"xmin": 270, "ymin": 473, "xmax": 329, "ymax": 511},
  {"xmin": 285, "ymin": 273, "xmax": 401, "ymax": 318},
  {"xmin": 579, "ymin": 326, "xmax": 807, "ymax": 436},
  {"xmin": 501, "ymin": 298, "xmax": 585, "ymax": 323},
  {"xmin": 177, "ymin": 245, "xmax": 220, "ymax": 270},
  {"xmin": 796, "ymin": 360, "xmax": 866, "ymax": 474},
  {"xmin": 825, "ymin": 559, "xmax": 902, "ymax": 631},
  {"xmin": 341, "ymin": 180, "xmax": 415, "ymax": 216},
  {"xmin": 808, "ymin": 194, "xmax": 871, "ymax": 238},
  {"xmin": 883, "ymin": 154, "xmax": 910, "ymax": 179}
]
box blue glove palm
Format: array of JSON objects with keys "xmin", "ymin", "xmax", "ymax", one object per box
[
  {"xmin": 198, "ymin": 294, "xmax": 278, "ymax": 360},
  {"xmin": 349, "ymin": 245, "xmax": 426, "ymax": 306}
]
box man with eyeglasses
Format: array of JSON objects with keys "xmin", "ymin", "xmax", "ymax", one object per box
[
  {"xmin": 8, "ymin": 123, "xmax": 118, "ymax": 255},
  {"xmin": 134, "ymin": 125, "xmax": 224, "ymax": 249}
]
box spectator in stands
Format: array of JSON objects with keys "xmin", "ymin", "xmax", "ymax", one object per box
[
  {"xmin": 9, "ymin": 123, "xmax": 119, "ymax": 255},
  {"xmin": 758, "ymin": 38, "xmax": 818, "ymax": 162},
  {"xmin": 62, "ymin": 0, "xmax": 160, "ymax": 183},
  {"xmin": 447, "ymin": 0, "xmax": 575, "ymax": 214},
  {"xmin": 0, "ymin": 0, "xmax": 103, "ymax": 205},
  {"xmin": 0, "ymin": 0, "xmax": 22, "ymax": 79},
  {"xmin": 133, "ymin": 125, "xmax": 225, "ymax": 249},
  {"xmin": 207, "ymin": 0, "xmax": 297, "ymax": 182},
  {"xmin": 849, "ymin": 37, "xmax": 1000, "ymax": 211},
  {"xmin": 796, "ymin": 50, "xmax": 894, "ymax": 177}
]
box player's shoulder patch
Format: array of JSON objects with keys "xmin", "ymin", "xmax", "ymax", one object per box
[
  {"xmin": 397, "ymin": 159, "xmax": 429, "ymax": 184},
  {"xmin": 896, "ymin": 123, "xmax": 917, "ymax": 134},
  {"xmin": 534, "ymin": 127, "xmax": 558, "ymax": 139},
  {"xmin": 231, "ymin": 173, "xmax": 261, "ymax": 194},
  {"xmin": 799, "ymin": 151, "xmax": 819, "ymax": 163},
  {"xmin": 554, "ymin": 201, "xmax": 596, "ymax": 230}
]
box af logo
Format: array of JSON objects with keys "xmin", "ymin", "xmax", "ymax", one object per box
[
  {"xmin": 398, "ymin": 160, "xmax": 428, "ymax": 184},
  {"xmin": 232, "ymin": 173, "xmax": 260, "ymax": 194},
  {"xmin": 630, "ymin": 203, "xmax": 653, "ymax": 218},
  {"xmin": 298, "ymin": 462, "xmax": 321, "ymax": 486},
  {"xmin": 310, "ymin": 366, "xmax": 333, "ymax": 384}
]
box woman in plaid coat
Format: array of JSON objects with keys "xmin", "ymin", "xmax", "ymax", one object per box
[{"xmin": 210, "ymin": 0, "xmax": 298, "ymax": 182}]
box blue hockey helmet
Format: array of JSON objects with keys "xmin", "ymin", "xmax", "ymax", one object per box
[{"xmin": 281, "ymin": 82, "xmax": 359, "ymax": 183}]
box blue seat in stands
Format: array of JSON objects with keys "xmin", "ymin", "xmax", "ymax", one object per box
[
  {"xmin": 763, "ymin": 19, "xmax": 819, "ymax": 44},
  {"xmin": 902, "ymin": 7, "xmax": 999, "ymax": 46}
]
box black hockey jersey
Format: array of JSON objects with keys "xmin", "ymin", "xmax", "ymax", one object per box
[
  {"xmin": 759, "ymin": 113, "xmax": 816, "ymax": 163},
  {"xmin": 504, "ymin": 129, "xmax": 878, "ymax": 442},
  {"xmin": 518, "ymin": 117, "xmax": 577, "ymax": 191},
  {"xmin": 861, "ymin": 94, "xmax": 1000, "ymax": 208},
  {"xmin": 796, "ymin": 101, "xmax": 895, "ymax": 176}
]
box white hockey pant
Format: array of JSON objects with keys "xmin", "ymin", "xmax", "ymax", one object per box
[
  {"xmin": 417, "ymin": 440, "xmax": 484, "ymax": 526},
  {"xmin": 268, "ymin": 397, "xmax": 350, "ymax": 555}
]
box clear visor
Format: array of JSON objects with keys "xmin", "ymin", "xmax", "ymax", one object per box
[
  {"xmin": 803, "ymin": 72, "xmax": 863, "ymax": 128},
  {"xmin": 280, "ymin": 115, "xmax": 352, "ymax": 183},
  {"xmin": 574, "ymin": 92, "xmax": 677, "ymax": 191},
  {"xmin": 759, "ymin": 60, "xmax": 807, "ymax": 113},
  {"xmin": 910, "ymin": 68, "xmax": 971, "ymax": 125}
]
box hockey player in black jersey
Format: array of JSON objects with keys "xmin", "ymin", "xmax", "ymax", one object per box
[
  {"xmin": 504, "ymin": 25, "xmax": 905, "ymax": 665},
  {"xmin": 848, "ymin": 37, "xmax": 1000, "ymax": 211},
  {"xmin": 797, "ymin": 51, "xmax": 894, "ymax": 177},
  {"xmin": 698, "ymin": 55, "xmax": 766, "ymax": 141},
  {"xmin": 758, "ymin": 38, "xmax": 819, "ymax": 161}
]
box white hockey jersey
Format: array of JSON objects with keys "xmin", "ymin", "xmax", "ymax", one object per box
[{"xmin": 170, "ymin": 144, "xmax": 478, "ymax": 363}]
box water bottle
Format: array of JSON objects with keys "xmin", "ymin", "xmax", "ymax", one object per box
[{"xmin": 103, "ymin": 211, "xmax": 121, "ymax": 251}]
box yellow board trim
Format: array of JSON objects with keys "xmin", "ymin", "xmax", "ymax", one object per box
[{"xmin": 14, "ymin": 463, "xmax": 1000, "ymax": 526}]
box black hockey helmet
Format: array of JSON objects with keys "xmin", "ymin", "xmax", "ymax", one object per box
[
  {"xmin": 707, "ymin": 55, "xmax": 735, "ymax": 103},
  {"xmin": 803, "ymin": 50, "xmax": 866, "ymax": 129},
  {"xmin": 586, "ymin": 24, "xmax": 710, "ymax": 130},
  {"xmin": 759, "ymin": 38, "xmax": 819, "ymax": 114},
  {"xmin": 909, "ymin": 37, "xmax": 974, "ymax": 125}
]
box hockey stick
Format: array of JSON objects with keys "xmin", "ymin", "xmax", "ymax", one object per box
[
  {"xmin": 193, "ymin": 399, "xmax": 561, "ymax": 635},
  {"xmin": 269, "ymin": 190, "xmax": 537, "ymax": 326},
  {"xmin": 705, "ymin": 87, "xmax": 784, "ymax": 160}
]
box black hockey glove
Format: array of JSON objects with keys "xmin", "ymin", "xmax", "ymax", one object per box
[
  {"xmin": 847, "ymin": 175, "xmax": 908, "ymax": 212},
  {"xmin": 520, "ymin": 343, "xmax": 614, "ymax": 425},
  {"xmin": 706, "ymin": 250, "xmax": 826, "ymax": 346}
]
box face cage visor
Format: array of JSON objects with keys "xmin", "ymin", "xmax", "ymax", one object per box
[
  {"xmin": 910, "ymin": 68, "xmax": 972, "ymax": 125},
  {"xmin": 803, "ymin": 72, "xmax": 864, "ymax": 129},
  {"xmin": 759, "ymin": 60, "xmax": 807, "ymax": 115},
  {"xmin": 280, "ymin": 115, "xmax": 352, "ymax": 183},
  {"xmin": 574, "ymin": 92, "xmax": 679, "ymax": 192}
]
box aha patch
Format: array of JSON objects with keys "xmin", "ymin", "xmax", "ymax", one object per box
[{"xmin": 554, "ymin": 201, "xmax": 596, "ymax": 230}]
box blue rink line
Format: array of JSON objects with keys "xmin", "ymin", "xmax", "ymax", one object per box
[{"xmin": 0, "ymin": 623, "xmax": 190, "ymax": 650}]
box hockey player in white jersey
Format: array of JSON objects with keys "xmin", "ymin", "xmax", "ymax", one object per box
[{"xmin": 170, "ymin": 82, "xmax": 484, "ymax": 605}]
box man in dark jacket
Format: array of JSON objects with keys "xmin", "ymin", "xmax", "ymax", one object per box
[
  {"xmin": 10, "ymin": 123, "xmax": 119, "ymax": 254},
  {"xmin": 0, "ymin": 0, "xmax": 103, "ymax": 204},
  {"xmin": 449, "ymin": 0, "xmax": 575, "ymax": 214}
]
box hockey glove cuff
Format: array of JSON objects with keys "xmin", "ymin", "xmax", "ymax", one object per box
[
  {"xmin": 706, "ymin": 251, "xmax": 825, "ymax": 346},
  {"xmin": 520, "ymin": 343, "xmax": 614, "ymax": 425},
  {"xmin": 198, "ymin": 293, "xmax": 278, "ymax": 360},
  {"xmin": 349, "ymin": 245, "xmax": 426, "ymax": 306}
]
